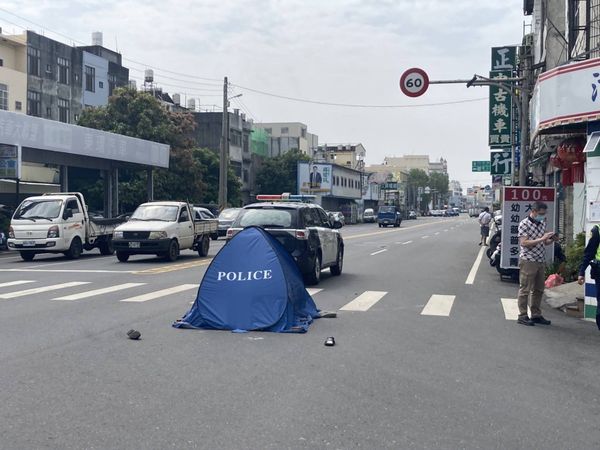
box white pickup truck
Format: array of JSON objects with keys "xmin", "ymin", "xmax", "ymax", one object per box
[
  {"xmin": 8, "ymin": 192, "xmax": 125, "ymax": 261},
  {"xmin": 112, "ymin": 201, "xmax": 218, "ymax": 262}
]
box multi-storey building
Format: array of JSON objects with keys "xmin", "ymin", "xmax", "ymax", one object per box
[
  {"xmin": 315, "ymin": 143, "xmax": 366, "ymax": 170},
  {"xmin": 253, "ymin": 122, "xmax": 318, "ymax": 157}
]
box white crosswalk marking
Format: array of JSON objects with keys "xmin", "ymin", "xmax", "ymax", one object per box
[
  {"xmin": 340, "ymin": 291, "xmax": 387, "ymax": 312},
  {"xmin": 306, "ymin": 288, "xmax": 322, "ymax": 296},
  {"xmin": 0, "ymin": 280, "xmax": 35, "ymax": 288},
  {"xmin": 421, "ymin": 295, "xmax": 456, "ymax": 316},
  {"xmin": 52, "ymin": 283, "xmax": 146, "ymax": 301},
  {"xmin": 500, "ymin": 298, "xmax": 531, "ymax": 320},
  {"xmin": 0, "ymin": 281, "xmax": 91, "ymax": 299},
  {"xmin": 120, "ymin": 284, "xmax": 198, "ymax": 303}
]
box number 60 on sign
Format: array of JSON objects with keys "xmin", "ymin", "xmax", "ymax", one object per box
[{"xmin": 399, "ymin": 68, "xmax": 430, "ymax": 97}]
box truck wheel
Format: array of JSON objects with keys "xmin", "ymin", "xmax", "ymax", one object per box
[
  {"xmin": 65, "ymin": 237, "xmax": 82, "ymax": 259},
  {"xmin": 304, "ymin": 254, "xmax": 322, "ymax": 286},
  {"xmin": 20, "ymin": 252, "xmax": 35, "ymax": 262},
  {"xmin": 330, "ymin": 247, "xmax": 343, "ymax": 276},
  {"xmin": 99, "ymin": 237, "xmax": 114, "ymax": 255},
  {"xmin": 165, "ymin": 239, "xmax": 179, "ymax": 262},
  {"xmin": 198, "ymin": 235, "xmax": 210, "ymax": 257},
  {"xmin": 116, "ymin": 251, "xmax": 130, "ymax": 262}
]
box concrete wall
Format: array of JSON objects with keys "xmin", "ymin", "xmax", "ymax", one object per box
[
  {"xmin": 82, "ymin": 51, "xmax": 109, "ymax": 107},
  {"xmin": 0, "ymin": 34, "xmax": 27, "ymax": 113}
]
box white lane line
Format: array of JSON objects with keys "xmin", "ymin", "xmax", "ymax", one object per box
[
  {"xmin": 444, "ymin": 229, "xmax": 449, "ymax": 232},
  {"xmin": 0, "ymin": 269, "xmax": 136, "ymax": 274},
  {"xmin": 53, "ymin": 283, "xmax": 146, "ymax": 301},
  {"xmin": 500, "ymin": 298, "xmax": 530, "ymax": 320},
  {"xmin": 401, "ymin": 240, "xmax": 413, "ymax": 245},
  {"xmin": 306, "ymin": 288, "xmax": 323, "ymax": 296},
  {"xmin": 370, "ymin": 249, "xmax": 388, "ymax": 256},
  {"xmin": 465, "ymin": 246, "xmax": 486, "ymax": 285},
  {"xmin": 340, "ymin": 291, "xmax": 387, "ymax": 312},
  {"xmin": 0, "ymin": 280, "xmax": 35, "ymax": 288},
  {"xmin": 0, "ymin": 281, "xmax": 91, "ymax": 299},
  {"xmin": 421, "ymin": 294, "xmax": 456, "ymax": 316},
  {"xmin": 435, "ymin": 232, "xmax": 440, "ymax": 235},
  {"xmin": 120, "ymin": 284, "xmax": 198, "ymax": 303},
  {"xmin": 422, "ymin": 235, "xmax": 430, "ymax": 239}
]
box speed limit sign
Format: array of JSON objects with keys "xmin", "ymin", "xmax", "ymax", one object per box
[{"xmin": 399, "ymin": 68, "xmax": 430, "ymax": 97}]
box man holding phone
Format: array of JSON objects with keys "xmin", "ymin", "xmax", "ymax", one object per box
[{"xmin": 516, "ymin": 201, "xmax": 558, "ymax": 326}]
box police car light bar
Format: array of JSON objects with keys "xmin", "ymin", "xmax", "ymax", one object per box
[{"xmin": 256, "ymin": 193, "xmax": 316, "ymax": 202}]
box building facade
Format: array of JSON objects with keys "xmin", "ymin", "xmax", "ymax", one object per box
[
  {"xmin": 253, "ymin": 122, "xmax": 318, "ymax": 157},
  {"xmin": 315, "ymin": 143, "xmax": 366, "ymax": 170}
]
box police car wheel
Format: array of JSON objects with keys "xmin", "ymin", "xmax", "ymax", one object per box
[
  {"xmin": 305, "ymin": 254, "xmax": 321, "ymax": 286},
  {"xmin": 330, "ymin": 247, "xmax": 343, "ymax": 276}
]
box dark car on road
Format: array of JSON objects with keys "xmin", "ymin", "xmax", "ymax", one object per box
[
  {"xmin": 217, "ymin": 208, "xmax": 242, "ymax": 237},
  {"xmin": 227, "ymin": 200, "xmax": 344, "ymax": 285},
  {"xmin": 377, "ymin": 205, "xmax": 402, "ymax": 227}
]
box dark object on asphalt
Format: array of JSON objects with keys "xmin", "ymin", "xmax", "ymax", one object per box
[
  {"xmin": 127, "ymin": 329, "xmax": 141, "ymax": 340},
  {"xmin": 325, "ymin": 336, "xmax": 335, "ymax": 346},
  {"xmin": 517, "ymin": 316, "xmax": 535, "ymax": 326},
  {"xmin": 319, "ymin": 311, "xmax": 337, "ymax": 318},
  {"xmin": 596, "ymin": 315, "xmax": 600, "ymax": 330},
  {"xmin": 531, "ymin": 316, "xmax": 551, "ymax": 325}
]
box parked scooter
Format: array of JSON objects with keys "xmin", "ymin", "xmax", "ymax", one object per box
[
  {"xmin": 486, "ymin": 215, "xmax": 502, "ymax": 259},
  {"xmin": 489, "ymin": 242, "xmax": 519, "ymax": 281}
]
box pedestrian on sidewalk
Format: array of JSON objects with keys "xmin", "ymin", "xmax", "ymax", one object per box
[
  {"xmin": 577, "ymin": 224, "xmax": 600, "ymax": 330},
  {"xmin": 478, "ymin": 207, "xmax": 492, "ymax": 246},
  {"xmin": 516, "ymin": 201, "xmax": 557, "ymax": 326}
]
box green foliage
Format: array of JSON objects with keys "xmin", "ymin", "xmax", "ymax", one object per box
[
  {"xmin": 77, "ymin": 88, "xmax": 241, "ymax": 211},
  {"xmin": 564, "ymin": 232, "xmax": 586, "ymax": 282},
  {"xmin": 407, "ymin": 169, "xmax": 429, "ymax": 187},
  {"xmin": 255, "ymin": 149, "xmax": 310, "ymax": 195}
]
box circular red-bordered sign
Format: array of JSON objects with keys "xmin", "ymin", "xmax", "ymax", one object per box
[{"xmin": 399, "ymin": 68, "xmax": 430, "ymax": 97}]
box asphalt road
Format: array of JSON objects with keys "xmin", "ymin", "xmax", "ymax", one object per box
[{"xmin": 1, "ymin": 216, "xmax": 599, "ymax": 449}]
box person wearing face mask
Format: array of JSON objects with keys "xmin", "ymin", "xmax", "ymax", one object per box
[
  {"xmin": 516, "ymin": 201, "xmax": 558, "ymax": 326},
  {"xmin": 577, "ymin": 224, "xmax": 600, "ymax": 329}
]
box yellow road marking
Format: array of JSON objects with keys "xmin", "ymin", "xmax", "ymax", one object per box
[{"xmin": 134, "ymin": 259, "xmax": 212, "ymax": 275}]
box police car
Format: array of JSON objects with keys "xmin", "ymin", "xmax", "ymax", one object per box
[{"xmin": 226, "ymin": 194, "xmax": 344, "ymax": 285}]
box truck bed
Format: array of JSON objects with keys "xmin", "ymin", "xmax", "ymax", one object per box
[
  {"xmin": 89, "ymin": 217, "xmax": 127, "ymax": 237},
  {"xmin": 193, "ymin": 219, "xmax": 218, "ymax": 235}
]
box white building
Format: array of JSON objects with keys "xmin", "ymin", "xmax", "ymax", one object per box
[{"xmin": 253, "ymin": 122, "xmax": 318, "ymax": 157}]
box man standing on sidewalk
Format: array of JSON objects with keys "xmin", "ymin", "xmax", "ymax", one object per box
[
  {"xmin": 517, "ymin": 201, "xmax": 557, "ymax": 326},
  {"xmin": 478, "ymin": 207, "xmax": 492, "ymax": 246}
]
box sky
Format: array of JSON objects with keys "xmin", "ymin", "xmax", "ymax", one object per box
[{"xmin": 0, "ymin": 0, "xmax": 529, "ymax": 188}]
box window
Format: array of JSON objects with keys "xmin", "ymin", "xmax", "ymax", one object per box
[
  {"xmin": 57, "ymin": 57, "xmax": 70, "ymax": 85},
  {"xmin": 85, "ymin": 66, "xmax": 95, "ymax": 92},
  {"xmin": 98, "ymin": 81, "xmax": 104, "ymax": 89},
  {"xmin": 66, "ymin": 199, "xmax": 80, "ymax": 214},
  {"xmin": 281, "ymin": 127, "xmax": 289, "ymax": 134},
  {"xmin": 301, "ymin": 128, "xmax": 306, "ymax": 138},
  {"xmin": 15, "ymin": 101, "xmax": 22, "ymax": 111},
  {"xmin": 178, "ymin": 208, "xmax": 189, "ymax": 222},
  {"xmin": 317, "ymin": 209, "xmax": 331, "ymax": 227},
  {"xmin": 0, "ymin": 84, "xmax": 7, "ymax": 111},
  {"xmin": 46, "ymin": 107, "xmax": 51, "ymax": 118},
  {"xmin": 27, "ymin": 90, "xmax": 41, "ymax": 116},
  {"xmin": 58, "ymin": 98, "xmax": 69, "ymax": 123},
  {"xmin": 74, "ymin": 113, "xmax": 79, "ymax": 122},
  {"xmin": 27, "ymin": 47, "xmax": 41, "ymax": 76},
  {"xmin": 230, "ymin": 130, "xmax": 242, "ymax": 146},
  {"xmin": 264, "ymin": 128, "xmax": 272, "ymax": 134},
  {"xmin": 108, "ymin": 74, "xmax": 117, "ymax": 95}
]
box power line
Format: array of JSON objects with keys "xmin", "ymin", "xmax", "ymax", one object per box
[{"xmin": 230, "ymin": 83, "xmax": 487, "ymax": 108}]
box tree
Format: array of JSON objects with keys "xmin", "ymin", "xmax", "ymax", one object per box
[
  {"xmin": 76, "ymin": 88, "xmax": 241, "ymax": 211},
  {"xmin": 255, "ymin": 149, "xmax": 310, "ymax": 195},
  {"xmin": 407, "ymin": 169, "xmax": 429, "ymax": 211},
  {"xmin": 429, "ymin": 172, "xmax": 450, "ymax": 206}
]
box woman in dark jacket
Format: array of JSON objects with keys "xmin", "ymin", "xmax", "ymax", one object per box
[{"xmin": 578, "ymin": 225, "xmax": 600, "ymax": 329}]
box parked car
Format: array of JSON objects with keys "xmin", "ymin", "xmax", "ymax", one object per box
[
  {"xmin": 408, "ymin": 210, "xmax": 417, "ymax": 220},
  {"xmin": 217, "ymin": 208, "xmax": 242, "ymax": 237},
  {"xmin": 227, "ymin": 200, "xmax": 344, "ymax": 285},
  {"xmin": 194, "ymin": 207, "xmax": 219, "ymax": 240},
  {"xmin": 328, "ymin": 211, "xmax": 345, "ymax": 226},
  {"xmin": 363, "ymin": 208, "xmax": 376, "ymax": 223}
]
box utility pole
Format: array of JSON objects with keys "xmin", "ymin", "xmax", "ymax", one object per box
[
  {"xmin": 219, "ymin": 76, "xmax": 228, "ymax": 210},
  {"xmin": 519, "ymin": 44, "xmax": 532, "ymax": 187}
]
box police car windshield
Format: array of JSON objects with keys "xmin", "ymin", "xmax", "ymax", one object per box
[
  {"xmin": 130, "ymin": 205, "xmax": 178, "ymax": 222},
  {"xmin": 238, "ymin": 209, "xmax": 294, "ymax": 228}
]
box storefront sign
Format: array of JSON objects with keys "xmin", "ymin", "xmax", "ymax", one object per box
[
  {"xmin": 530, "ymin": 57, "xmax": 600, "ymax": 137},
  {"xmin": 297, "ymin": 162, "xmax": 332, "ymax": 194},
  {"xmin": 489, "ymin": 71, "xmax": 513, "ymax": 147},
  {"xmin": 490, "ymin": 151, "xmax": 512, "ymax": 175},
  {"xmin": 0, "ymin": 143, "xmax": 20, "ymax": 178},
  {"xmin": 500, "ymin": 187, "xmax": 556, "ymax": 269},
  {"xmin": 491, "ymin": 46, "xmax": 517, "ymax": 71}
]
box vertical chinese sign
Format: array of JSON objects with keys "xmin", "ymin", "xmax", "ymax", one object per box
[
  {"xmin": 500, "ymin": 187, "xmax": 556, "ymax": 269},
  {"xmin": 489, "ymin": 47, "xmax": 516, "ymax": 149}
]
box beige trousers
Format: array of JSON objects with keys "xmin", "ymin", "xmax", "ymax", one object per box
[{"xmin": 517, "ymin": 260, "xmax": 546, "ymax": 318}]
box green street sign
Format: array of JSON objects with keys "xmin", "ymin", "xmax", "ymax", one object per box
[
  {"xmin": 381, "ymin": 181, "xmax": 398, "ymax": 190},
  {"xmin": 472, "ymin": 161, "xmax": 491, "ymax": 172}
]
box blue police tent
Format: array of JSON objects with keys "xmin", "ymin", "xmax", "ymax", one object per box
[{"xmin": 173, "ymin": 226, "xmax": 319, "ymax": 333}]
